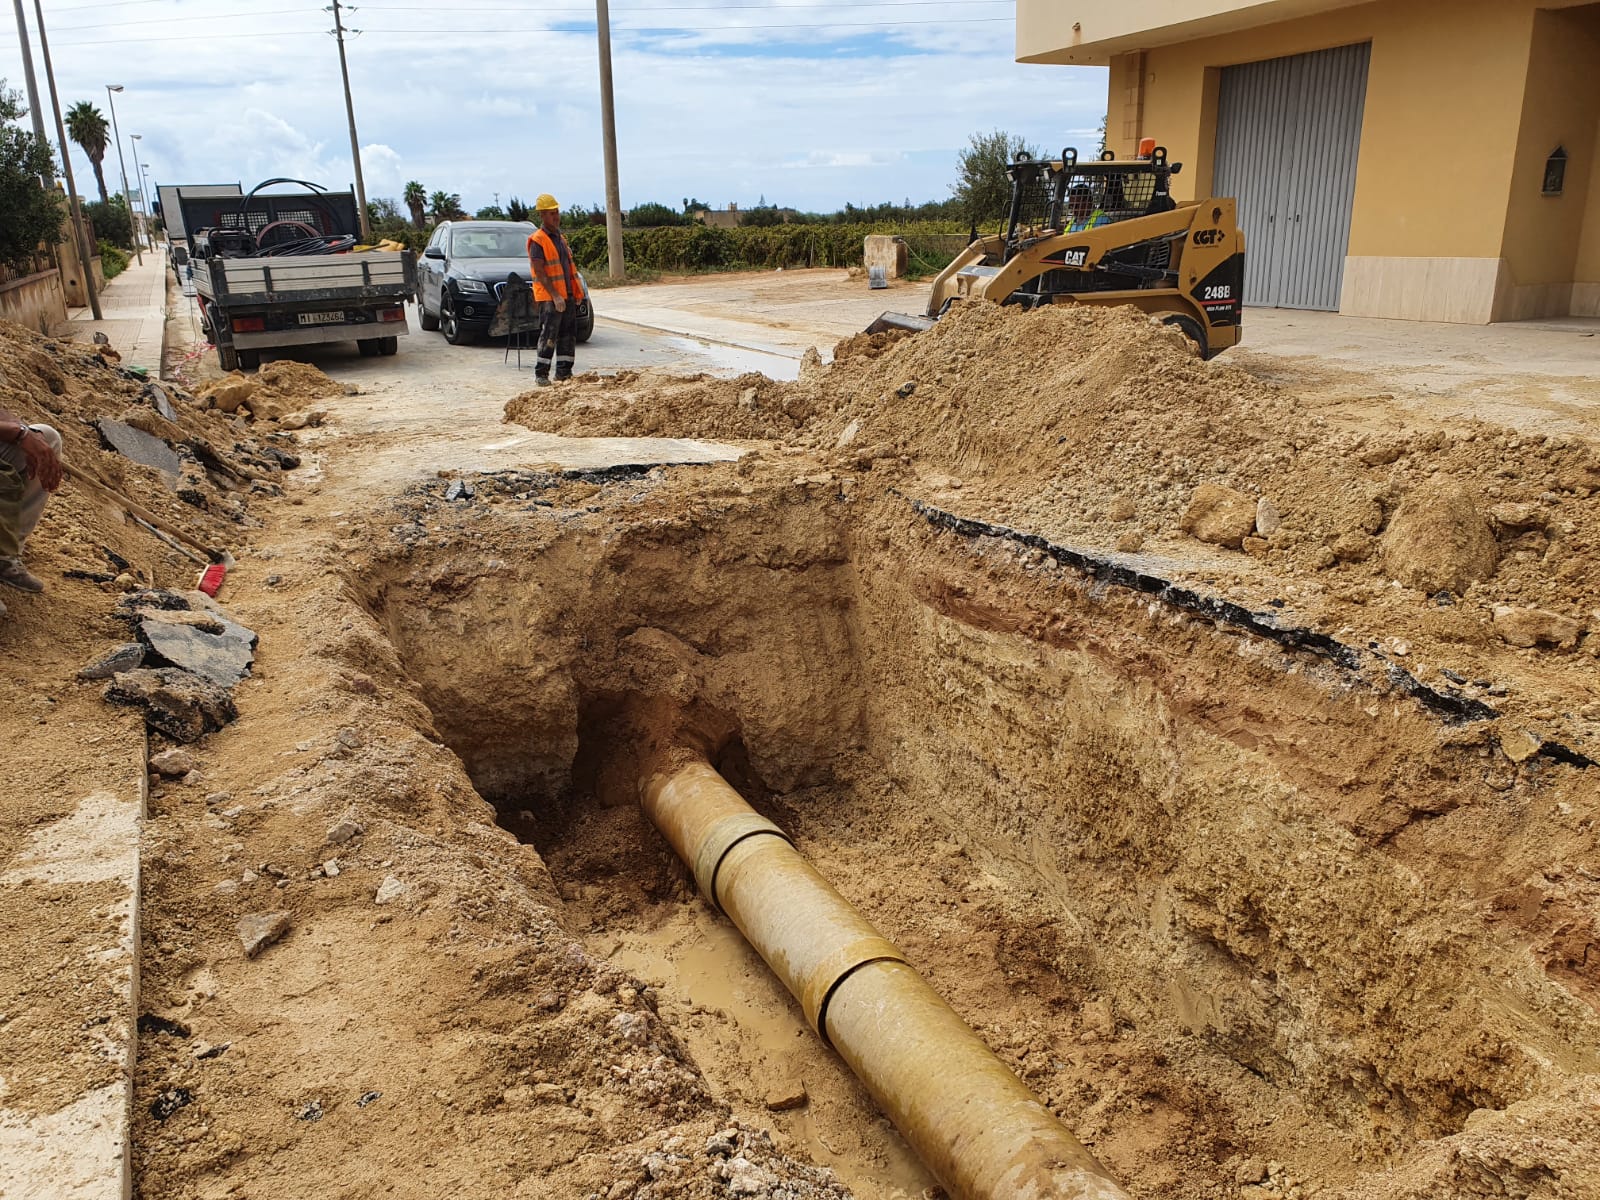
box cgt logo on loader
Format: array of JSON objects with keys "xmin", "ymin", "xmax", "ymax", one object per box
[{"xmin": 1192, "ymin": 228, "xmax": 1225, "ymax": 246}]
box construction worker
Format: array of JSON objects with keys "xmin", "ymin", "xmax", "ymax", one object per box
[
  {"xmin": 0, "ymin": 410, "xmax": 63, "ymax": 612},
  {"xmin": 1066, "ymin": 184, "xmax": 1109, "ymax": 233},
  {"xmin": 525, "ymin": 194, "xmax": 587, "ymax": 386}
]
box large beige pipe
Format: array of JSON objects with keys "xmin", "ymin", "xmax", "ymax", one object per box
[{"xmin": 640, "ymin": 755, "xmax": 1130, "ymax": 1200}]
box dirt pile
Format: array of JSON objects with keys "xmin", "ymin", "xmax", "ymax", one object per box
[
  {"xmin": 197, "ymin": 360, "xmax": 349, "ymax": 425},
  {"xmin": 505, "ymin": 302, "xmax": 1600, "ymax": 697},
  {"xmin": 507, "ymin": 369, "xmax": 815, "ymax": 442},
  {"xmin": 0, "ymin": 320, "xmax": 297, "ymax": 560}
]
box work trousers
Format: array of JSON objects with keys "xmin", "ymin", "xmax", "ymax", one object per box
[
  {"xmin": 0, "ymin": 424, "xmax": 60, "ymax": 560},
  {"xmin": 535, "ymin": 300, "xmax": 578, "ymax": 380}
]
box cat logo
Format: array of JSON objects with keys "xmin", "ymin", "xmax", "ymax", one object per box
[
  {"xmin": 1058, "ymin": 247, "xmax": 1088, "ymax": 268},
  {"xmin": 1192, "ymin": 228, "xmax": 1225, "ymax": 246}
]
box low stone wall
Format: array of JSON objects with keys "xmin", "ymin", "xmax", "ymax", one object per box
[{"xmin": 0, "ymin": 269, "xmax": 68, "ymax": 336}]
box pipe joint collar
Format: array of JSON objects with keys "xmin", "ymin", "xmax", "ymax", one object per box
[
  {"xmin": 802, "ymin": 936, "xmax": 906, "ymax": 1042},
  {"xmin": 691, "ymin": 811, "xmax": 791, "ymax": 909}
]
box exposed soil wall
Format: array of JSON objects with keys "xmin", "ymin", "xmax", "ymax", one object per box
[{"xmin": 350, "ymin": 454, "xmax": 1600, "ymax": 1200}]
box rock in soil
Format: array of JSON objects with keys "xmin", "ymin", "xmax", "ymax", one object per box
[
  {"xmin": 1382, "ymin": 480, "xmax": 1498, "ymax": 593},
  {"xmin": 238, "ymin": 911, "xmax": 292, "ymax": 958},
  {"xmin": 148, "ymin": 748, "xmax": 197, "ymax": 778},
  {"xmin": 1181, "ymin": 482, "xmax": 1258, "ymax": 549},
  {"xmin": 1493, "ymin": 605, "xmax": 1584, "ymax": 649}
]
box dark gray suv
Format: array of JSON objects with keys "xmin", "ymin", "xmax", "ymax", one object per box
[{"xmin": 415, "ymin": 220, "xmax": 594, "ymax": 345}]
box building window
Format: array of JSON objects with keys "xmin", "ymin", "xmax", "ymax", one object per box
[{"xmin": 1543, "ymin": 147, "xmax": 1567, "ymax": 197}]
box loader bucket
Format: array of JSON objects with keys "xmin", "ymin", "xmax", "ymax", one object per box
[{"xmin": 865, "ymin": 311, "xmax": 936, "ymax": 335}]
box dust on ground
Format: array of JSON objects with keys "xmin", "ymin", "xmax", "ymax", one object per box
[{"xmin": 3, "ymin": 285, "xmax": 1599, "ymax": 1200}]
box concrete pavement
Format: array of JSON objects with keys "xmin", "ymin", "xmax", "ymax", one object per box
[{"xmin": 63, "ymin": 251, "xmax": 169, "ymax": 375}]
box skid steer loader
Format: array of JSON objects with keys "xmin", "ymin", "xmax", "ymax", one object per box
[{"xmin": 869, "ymin": 143, "xmax": 1245, "ymax": 358}]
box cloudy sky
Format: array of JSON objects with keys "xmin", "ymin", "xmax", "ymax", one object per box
[{"xmin": 3, "ymin": 0, "xmax": 1106, "ymax": 216}]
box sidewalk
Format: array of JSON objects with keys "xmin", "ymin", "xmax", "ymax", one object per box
[{"xmin": 62, "ymin": 251, "xmax": 169, "ymax": 375}]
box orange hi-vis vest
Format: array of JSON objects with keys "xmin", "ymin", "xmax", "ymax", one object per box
[{"xmin": 527, "ymin": 228, "xmax": 587, "ymax": 303}]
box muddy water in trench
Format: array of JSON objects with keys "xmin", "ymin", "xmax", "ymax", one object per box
[{"xmin": 550, "ymin": 838, "xmax": 934, "ymax": 1200}]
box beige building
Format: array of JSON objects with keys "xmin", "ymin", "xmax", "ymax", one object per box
[{"xmin": 1017, "ymin": 0, "xmax": 1600, "ymax": 323}]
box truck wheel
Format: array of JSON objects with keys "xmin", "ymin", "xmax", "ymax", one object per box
[
  {"xmin": 237, "ymin": 350, "xmax": 261, "ymax": 370},
  {"xmin": 418, "ymin": 295, "xmax": 440, "ymax": 332},
  {"xmin": 217, "ymin": 343, "xmax": 239, "ymax": 372},
  {"xmin": 379, "ymin": 336, "xmax": 398, "ymax": 356},
  {"xmin": 1160, "ymin": 313, "xmax": 1209, "ymax": 359},
  {"xmin": 358, "ymin": 339, "xmax": 381, "ymax": 357}
]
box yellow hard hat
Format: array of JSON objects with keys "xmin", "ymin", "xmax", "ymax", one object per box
[{"xmin": 534, "ymin": 193, "xmax": 559, "ymax": 211}]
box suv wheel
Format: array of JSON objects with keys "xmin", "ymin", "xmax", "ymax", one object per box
[
  {"xmin": 441, "ymin": 292, "xmax": 475, "ymax": 345},
  {"xmin": 418, "ymin": 292, "xmax": 440, "ymax": 332}
]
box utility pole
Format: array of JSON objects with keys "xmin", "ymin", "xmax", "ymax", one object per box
[
  {"xmin": 9, "ymin": 0, "xmax": 50, "ymax": 171},
  {"xmin": 33, "ymin": 0, "xmax": 101, "ymax": 318},
  {"xmin": 328, "ymin": 0, "xmax": 371, "ymax": 241},
  {"xmin": 106, "ymin": 85, "xmax": 141, "ymax": 263},
  {"xmin": 595, "ymin": 0, "xmax": 624, "ymax": 280}
]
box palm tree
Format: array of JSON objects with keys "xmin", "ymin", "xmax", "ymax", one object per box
[
  {"xmin": 403, "ymin": 180, "xmax": 427, "ymax": 230},
  {"xmin": 428, "ymin": 190, "xmax": 462, "ymax": 222},
  {"xmin": 65, "ymin": 100, "xmax": 110, "ymax": 205}
]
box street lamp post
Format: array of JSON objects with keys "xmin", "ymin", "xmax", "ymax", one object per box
[
  {"xmin": 105, "ymin": 84, "xmax": 141, "ymax": 263},
  {"xmin": 129, "ymin": 133, "xmax": 148, "ymax": 248},
  {"xmin": 139, "ymin": 161, "xmax": 154, "ymax": 248}
]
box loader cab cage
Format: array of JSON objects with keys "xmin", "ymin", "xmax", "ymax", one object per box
[{"xmin": 1002, "ymin": 146, "xmax": 1181, "ymax": 261}]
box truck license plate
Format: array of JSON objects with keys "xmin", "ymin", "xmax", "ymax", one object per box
[{"xmin": 298, "ymin": 310, "xmax": 345, "ymax": 325}]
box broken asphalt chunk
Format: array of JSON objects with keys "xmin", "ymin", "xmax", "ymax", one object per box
[
  {"xmin": 105, "ymin": 668, "xmax": 237, "ymax": 742},
  {"xmin": 150, "ymin": 1087, "xmax": 193, "ymax": 1120},
  {"xmin": 96, "ymin": 417, "xmax": 182, "ymax": 478},
  {"xmin": 78, "ymin": 642, "xmax": 145, "ymax": 680}
]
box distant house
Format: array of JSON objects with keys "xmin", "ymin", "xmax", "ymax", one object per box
[
  {"xmin": 694, "ymin": 203, "xmax": 799, "ymax": 229},
  {"xmin": 1017, "ymin": 0, "xmax": 1600, "ymax": 323},
  {"xmin": 699, "ymin": 204, "xmax": 742, "ymax": 229}
]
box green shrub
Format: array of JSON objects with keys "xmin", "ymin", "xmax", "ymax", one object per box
[
  {"xmin": 83, "ymin": 198, "xmax": 133, "ymax": 249},
  {"xmin": 565, "ymin": 220, "xmax": 968, "ymax": 277},
  {"xmin": 98, "ymin": 239, "xmax": 128, "ymax": 279}
]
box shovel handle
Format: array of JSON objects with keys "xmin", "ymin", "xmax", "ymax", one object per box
[{"xmin": 65, "ymin": 465, "xmax": 225, "ymax": 562}]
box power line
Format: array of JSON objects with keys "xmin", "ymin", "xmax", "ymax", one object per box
[
  {"xmin": 360, "ymin": 16, "xmax": 1011, "ymax": 31},
  {"xmin": 364, "ymin": 1, "xmax": 1009, "ymax": 8},
  {"xmin": 53, "ymin": 29, "xmax": 326, "ymax": 45},
  {"xmin": 53, "ymin": 13, "xmax": 1010, "ymax": 45},
  {"xmin": 46, "ymin": 0, "xmax": 171, "ymax": 11},
  {"xmin": 50, "ymin": 7, "xmax": 313, "ymax": 31}
]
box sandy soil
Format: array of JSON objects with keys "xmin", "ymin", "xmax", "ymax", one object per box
[{"xmin": 2, "ymin": 269, "xmax": 1598, "ymax": 1200}]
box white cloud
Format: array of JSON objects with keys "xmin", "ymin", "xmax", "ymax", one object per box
[{"xmin": 3, "ymin": 0, "xmax": 1108, "ymax": 215}]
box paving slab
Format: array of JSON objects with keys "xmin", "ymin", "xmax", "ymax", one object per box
[
  {"xmin": 63, "ymin": 254, "xmax": 169, "ymax": 375},
  {"xmin": 0, "ymin": 772, "xmax": 144, "ymax": 1200}
]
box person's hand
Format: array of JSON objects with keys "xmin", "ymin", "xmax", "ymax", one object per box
[
  {"xmin": 553, "ymin": 297, "xmax": 567, "ymax": 313},
  {"xmin": 21, "ymin": 430, "xmax": 62, "ymax": 492}
]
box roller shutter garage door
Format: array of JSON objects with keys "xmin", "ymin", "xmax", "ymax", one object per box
[{"xmin": 1213, "ymin": 42, "xmax": 1370, "ymax": 311}]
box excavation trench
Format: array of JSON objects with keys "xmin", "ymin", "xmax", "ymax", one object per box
[{"xmin": 357, "ymin": 466, "xmax": 1600, "ymax": 1200}]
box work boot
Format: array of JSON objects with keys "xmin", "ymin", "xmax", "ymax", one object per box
[
  {"xmin": 534, "ymin": 374, "xmax": 552, "ymax": 388},
  {"xmin": 554, "ymin": 373, "xmax": 572, "ymax": 383},
  {"xmin": 0, "ymin": 557, "xmax": 44, "ymax": 593}
]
